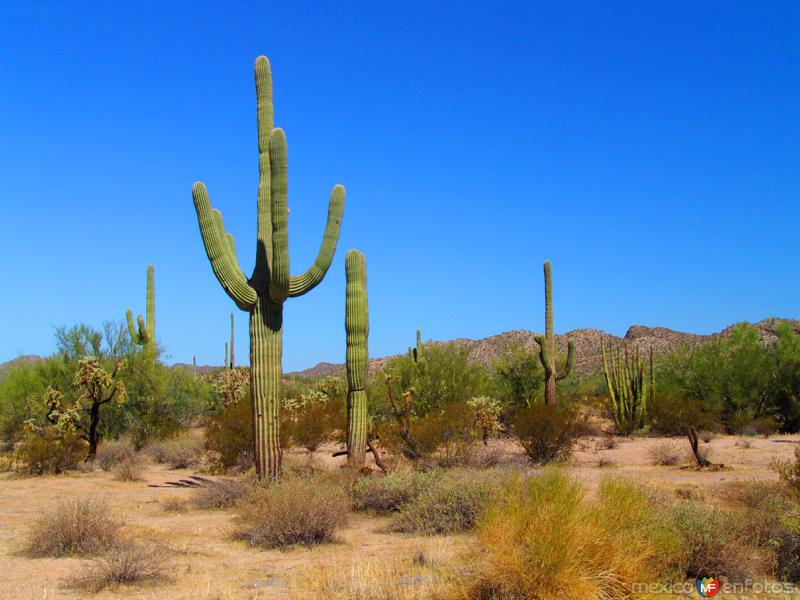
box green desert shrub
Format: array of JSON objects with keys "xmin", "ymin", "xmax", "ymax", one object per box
[
  {"xmin": 349, "ymin": 469, "xmax": 435, "ymax": 512},
  {"xmin": 14, "ymin": 428, "xmax": 86, "ymax": 475},
  {"xmin": 773, "ymin": 446, "xmax": 800, "ymax": 494},
  {"xmin": 234, "ymin": 474, "xmax": 349, "ymax": 549},
  {"xmin": 204, "ymin": 392, "xmax": 252, "ymax": 468},
  {"xmin": 455, "ymin": 470, "xmax": 682, "ymax": 600},
  {"xmin": 511, "ymin": 402, "xmax": 581, "ymax": 464},
  {"xmin": 388, "ymin": 470, "xmax": 496, "ymax": 535},
  {"xmin": 282, "ymin": 377, "xmax": 346, "ymax": 454},
  {"xmin": 23, "ymin": 498, "xmax": 120, "ymax": 557}
]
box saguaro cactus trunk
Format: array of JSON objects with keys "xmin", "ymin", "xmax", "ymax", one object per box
[
  {"xmin": 534, "ymin": 261, "xmax": 574, "ymax": 404},
  {"xmin": 126, "ymin": 264, "xmax": 155, "ymax": 351},
  {"xmin": 192, "ymin": 56, "xmax": 345, "ymax": 479},
  {"xmin": 345, "ymin": 250, "xmax": 368, "ymax": 469}
]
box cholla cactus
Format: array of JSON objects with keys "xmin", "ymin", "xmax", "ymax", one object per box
[
  {"xmin": 192, "ymin": 56, "xmax": 345, "ymax": 479},
  {"xmin": 212, "ymin": 367, "xmax": 250, "ymax": 408},
  {"xmin": 468, "ymin": 396, "xmax": 503, "ymax": 445}
]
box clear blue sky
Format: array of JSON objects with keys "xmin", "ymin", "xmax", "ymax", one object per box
[{"xmin": 1, "ymin": 1, "xmax": 797, "ymax": 371}]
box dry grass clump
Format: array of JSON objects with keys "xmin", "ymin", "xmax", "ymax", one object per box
[
  {"xmin": 772, "ymin": 446, "xmax": 800, "ymax": 494},
  {"xmin": 192, "ymin": 477, "xmax": 251, "ymax": 509},
  {"xmin": 388, "ymin": 470, "xmax": 498, "ymax": 535},
  {"xmin": 111, "ymin": 455, "xmax": 144, "ymax": 482},
  {"xmin": 72, "ymin": 540, "xmax": 170, "ymax": 592},
  {"xmin": 649, "ymin": 441, "xmax": 683, "ymax": 466},
  {"xmin": 453, "ymin": 469, "xmax": 682, "ymax": 600},
  {"xmin": 23, "ymin": 498, "xmax": 120, "ymax": 557},
  {"xmin": 14, "ymin": 430, "xmax": 85, "ymax": 475},
  {"xmin": 234, "ymin": 474, "xmax": 349, "ymax": 549},
  {"xmin": 96, "ymin": 438, "xmax": 136, "ymax": 471},
  {"xmin": 144, "ymin": 433, "xmax": 203, "ymax": 469},
  {"xmin": 349, "ymin": 469, "xmax": 434, "ymax": 513},
  {"xmin": 288, "ymin": 554, "xmax": 447, "ymax": 600},
  {"xmin": 160, "ymin": 496, "xmax": 189, "ymax": 512}
]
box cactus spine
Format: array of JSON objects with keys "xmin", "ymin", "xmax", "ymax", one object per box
[
  {"xmin": 345, "ymin": 250, "xmax": 368, "ymax": 469},
  {"xmin": 534, "ymin": 261, "xmax": 574, "ymax": 404},
  {"xmin": 601, "ymin": 338, "xmax": 653, "ymax": 434},
  {"xmin": 192, "ymin": 56, "xmax": 345, "ymax": 479},
  {"xmin": 126, "ymin": 264, "xmax": 155, "ymax": 351},
  {"xmin": 229, "ymin": 313, "xmax": 235, "ymax": 369}
]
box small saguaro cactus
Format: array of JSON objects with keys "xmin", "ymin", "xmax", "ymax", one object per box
[
  {"xmin": 345, "ymin": 250, "xmax": 369, "ymax": 469},
  {"xmin": 409, "ymin": 329, "xmax": 424, "ymax": 363},
  {"xmin": 534, "ymin": 261, "xmax": 574, "ymax": 405},
  {"xmin": 192, "ymin": 56, "xmax": 345, "ymax": 479},
  {"xmin": 229, "ymin": 312, "xmax": 235, "ymax": 369},
  {"xmin": 126, "ymin": 264, "xmax": 155, "ymax": 350},
  {"xmin": 600, "ymin": 337, "xmax": 653, "ymax": 434}
]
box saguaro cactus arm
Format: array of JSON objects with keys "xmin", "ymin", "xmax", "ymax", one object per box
[
  {"xmin": 268, "ymin": 128, "xmax": 290, "ymax": 304},
  {"xmin": 289, "ymin": 185, "xmax": 346, "ymax": 297},
  {"xmin": 126, "ymin": 264, "xmax": 155, "ymax": 347},
  {"xmin": 192, "ymin": 183, "xmax": 258, "ymax": 311}
]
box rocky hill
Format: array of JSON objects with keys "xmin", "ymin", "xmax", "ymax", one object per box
[{"xmin": 289, "ymin": 317, "xmax": 800, "ymax": 378}]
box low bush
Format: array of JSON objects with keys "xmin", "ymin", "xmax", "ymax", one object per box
[
  {"xmin": 388, "ymin": 470, "xmax": 498, "ymax": 535},
  {"xmin": 73, "ymin": 540, "xmax": 170, "ymax": 592},
  {"xmin": 96, "ymin": 438, "xmax": 136, "ymax": 471},
  {"xmin": 350, "ymin": 470, "xmax": 434, "ymax": 512},
  {"xmin": 670, "ymin": 501, "xmax": 772, "ymax": 581},
  {"xmin": 192, "ymin": 478, "xmax": 251, "ymax": 509},
  {"xmin": 144, "ymin": 433, "xmax": 203, "ymax": 469},
  {"xmin": 649, "ymin": 441, "xmax": 683, "ymax": 466},
  {"xmin": 14, "ymin": 428, "xmax": 85, "ymax": 475},
  {"xmin": 111, "ymin": 455, "xmax": 144, "ymax": 482},
  {"xmin": 234, "ymin": 474, "xmax": 349, "ymax": 548},
  {"xmin": 773, "ymin": 446, "xmax": 800, "ymax": 494},
  {"xmin": 204, "ymin": 395, "xmax": 252, "ymax": 468},
  {"xmin": 455, "ymin": 469, "xmax": 682, "ymax": 600},
  {"xmin": 160, "ymin": 496, "xmax": 189, "ymax": 512},
  {"xmin": 511, "ymin": 402, "xmax": 581, "ymax": 464},
  {"xmin": 23, "ymin": 498, "xmax": 120, "ymax": 557}
]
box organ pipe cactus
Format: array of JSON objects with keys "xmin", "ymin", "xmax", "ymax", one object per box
[
  {"xmin": 600, "ymin": 337, "xmax": 653, "ymax": 434},
  {"xmin": 192, "ymin": 56, "xmax": 345, "ymax": 479},
  {"xmin": 345, "ymin": 250, "xmax": 368, "ymax": 469},
  {"xmin": 126, "ymin": 264, "xmax": 155, "ymax": 350},
  {"xmin": 534, "ymin": 261, "xmax": 574, "ymax": 404}
]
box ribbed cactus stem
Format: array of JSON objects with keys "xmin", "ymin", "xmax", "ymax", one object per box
[
  {"xmin": 229, "ymin": 312, "xmax": 235, "ymax": 368},
  {"xmin": 192, "ymin": 56, "xmax": 345, "ymax": 479},
  {"xmin": 601, "ymin": 336, "xmax": 653, "ymax": 434},
  {"xmin": 534, "ymin": 261, "xmax": 574, "ymax": 404},
  {"xmin": 225, "ymin": 342, "xmax": 229, "ymax": 369},
  {"xmin": 345, "ymin": 250, "xmax": 369, "ymax": 469},
  {"xmin": 126, "ymin": 264, "xmax": 155, "ymax": 350}
]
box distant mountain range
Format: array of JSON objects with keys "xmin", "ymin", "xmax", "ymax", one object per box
[
  {"xmin": 3, "ymin": 318, "xmax": 797, "ymax": 379},
  {"xmin": 288, "ymin": 317, "xmax": 800, "ymax": 378}
]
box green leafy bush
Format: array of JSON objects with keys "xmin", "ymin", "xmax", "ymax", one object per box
[{"xmin": 511, "ymin": 402, "xmax": 581, "ymax": 464}]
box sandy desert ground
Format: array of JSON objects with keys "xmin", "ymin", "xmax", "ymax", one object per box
[{"xmin": 1, "ymin": 434, "xmax": 798, "ymax": 599}]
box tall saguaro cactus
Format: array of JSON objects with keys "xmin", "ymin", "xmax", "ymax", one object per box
[
  {"xmin": 126, "ymin": 264, "xmax": 155, "ymax": 351},
  {"xmin": 534, "ymin": 261, "xmax": 574, "ymax": 404},
  {"xmin": 192, "ymin": 56, "xmax": 345, "ymax": 479},
  {"xmin": 345, "ymin": 250, "xmax": 368, "ymax": 469},
  {"xmin": 600, "ymin": 338, "xmax": 653, "ymax": 434}
]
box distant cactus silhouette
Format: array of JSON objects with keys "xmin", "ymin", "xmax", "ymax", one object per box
[
  {"xmin": 345, "ymin": 250, "xmax": 368, "ymax": 469},
  {"xmin": 126, "ymin": 264, "xmax": 155, "ymax": 350},
  {"xmin": 534, "ymin": 261, "xmax": 574, "ymax": 404},
  {"xmin": 192, "ymin": 56, "xmax": 344, "ymax": 479}
]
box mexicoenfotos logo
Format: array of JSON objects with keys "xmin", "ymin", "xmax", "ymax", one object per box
[{"xmin": 696, "ymin": 576, "xmax": 721, "ymax": 597}]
